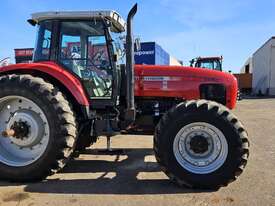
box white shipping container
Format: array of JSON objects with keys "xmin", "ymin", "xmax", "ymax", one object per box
[{"xmin": 169, "ymin": 56, "xmax": 182, "ymax": 66}]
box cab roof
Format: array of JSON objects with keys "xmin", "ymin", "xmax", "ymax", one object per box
[
  {"xmin": 197, "ymin": 56, "xmax": 223, "ymax": 60},
  {"xmin": 30, "ymin": 10, "xmax": 126, "ymax": 32}
]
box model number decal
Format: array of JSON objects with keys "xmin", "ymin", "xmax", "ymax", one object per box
[{"xmin": 142, "ymin": 76, "xmax": 181, "ymax": 81}]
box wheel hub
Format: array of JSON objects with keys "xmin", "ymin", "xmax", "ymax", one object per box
[
  {"xmin": 6, "ymin": 110, "xmax": 45, "ymax": 148},
  {"xmin": 189, "ymin": 135, "xmax": 209, "ymax": 154},
  {"xmin": 0, "ymin": 96, "xmax": 50, "ymax": 166},
  {"xmin": 173, "ymin": 122, "xmax": 228, "ymax": 174},
  {"xmin": 10, "ymin": 121, "xmax": 30, "ymax": 140}
]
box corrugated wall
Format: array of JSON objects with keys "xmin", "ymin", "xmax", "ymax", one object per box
[
  {"xmin": 270, "ymin": 44, "xmax": 275, "ymax": 95},
  {"xmin": 252, "ymin": 38, "xmax": 273, "ymax": 95},
  {"xmin": 155, "ymin": 43, "xmax": 169, "ymax": 65},
  {"xmin": 134, "ymin": 42, "xmax": 170, "ymax": 65}
]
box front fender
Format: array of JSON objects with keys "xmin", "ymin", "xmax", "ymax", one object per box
[{"xmin": 0, "ymin": 61, "xmax": 89, "ymax": 106}]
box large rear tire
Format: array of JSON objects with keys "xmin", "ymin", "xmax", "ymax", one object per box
[
  {"xmin": 154, "ymin": 100, "xmax": 249, "ymax": 189},
  {"xmin": 0, "ymin": 74, "xmax": 77, "ymax": 181}
]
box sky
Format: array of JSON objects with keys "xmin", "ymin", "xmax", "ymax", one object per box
[{"xmin": 0, "ymin": 0, "xmax": 275, "ymax": 72}]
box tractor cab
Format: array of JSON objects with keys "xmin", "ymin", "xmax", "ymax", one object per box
[
  {"xmin": 29, "ymin": 10, "xmax": 134, "ymax": 111},
  {"xmin": 190, "ymin": 56, "xmax": 223, "ymax": 71}
]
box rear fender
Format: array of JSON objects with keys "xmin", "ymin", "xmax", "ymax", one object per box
[{"xmin": 0, "ymin": 62, "xmax": 89, "ymax": 106}]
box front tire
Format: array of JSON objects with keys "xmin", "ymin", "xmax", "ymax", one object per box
[
  {"xmin": 0, "ymin": 74, "xmax": 77, "ymax": 181},
  {"xmin": 154, "ymin": 100, "xmax": 249, "ymax": 189}
]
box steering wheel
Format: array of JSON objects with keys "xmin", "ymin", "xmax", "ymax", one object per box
[{"xmin": 83, "ymin": 64, "xmax": 112, "ymax": 97}]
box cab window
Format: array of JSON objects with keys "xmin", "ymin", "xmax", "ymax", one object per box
[
  {"xmin": 33, "ymin": 21, "xmax": 53, "ymax": 61},
  {"xmin": 199, "ymin": 61, "xmax": 213, "ymax": 70},
  {"xmin": 59, "ymin": 21, "xmax": 113, "ymax": 98}
]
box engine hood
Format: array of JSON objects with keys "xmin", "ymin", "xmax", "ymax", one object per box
[
  {"xmin": 134, "ymin": 64, "xmax": 238, "ymax": 109},
  {"xmin": 134, "ymin": 64, "xmax": 236, "ymax": 84}
]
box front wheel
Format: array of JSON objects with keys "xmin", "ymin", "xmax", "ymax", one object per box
[{"xmin": 154, "ymin": 100, "xmax": 249, "ymax": 189}]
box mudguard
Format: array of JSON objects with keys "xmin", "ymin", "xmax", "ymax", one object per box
[{"xmin": 0, "ymin": 61, "xmax": 89, "ymax": 106}]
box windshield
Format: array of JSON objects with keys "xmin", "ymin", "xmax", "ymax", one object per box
[{"xmin": 196, "ymin": 60, "xmax": 222, "ymax": 71}]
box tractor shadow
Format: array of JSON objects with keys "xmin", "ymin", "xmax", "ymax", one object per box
[{"xmin": 1, "ymin": 148, "xmax": 215, "ymax": 195}]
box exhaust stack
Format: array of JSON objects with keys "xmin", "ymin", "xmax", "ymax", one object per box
[{"xmin": 125, "ymin": 4, "xmax": 137, "ymax": 121}]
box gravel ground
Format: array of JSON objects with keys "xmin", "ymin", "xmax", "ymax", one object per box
[{"xmin": 0, "ymin": 98, "xmax": 274, "ymax": 206}]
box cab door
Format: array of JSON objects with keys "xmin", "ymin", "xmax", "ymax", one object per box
[{"xmin": 58, "ymin": 20, "xmax": 117, "ymax": 108}]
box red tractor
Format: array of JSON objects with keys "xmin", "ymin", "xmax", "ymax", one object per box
[
  {"xmin": 0, "ymin": 4, "xmax": 249, "ymax": 189},
  {"xmin": 190, "ymin": 56, "xmax": 223, "ymax": 71}
]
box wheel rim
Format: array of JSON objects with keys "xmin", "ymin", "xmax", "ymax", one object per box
[
  {"xmin": 173, "ymin": 122, "xmax": 228, "ymax": 174},
  {"xmin": 0, "ymin": 96, "xmax": 50, "ymax": 167}
]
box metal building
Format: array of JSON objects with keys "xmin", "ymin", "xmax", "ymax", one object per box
[
  {"xmin": 240, "ymin": 57, "xmax": 253, "ymax": 74},
  {"xmin": 252, "ymin": 37, "xmax": 275, "ymax": 95}
]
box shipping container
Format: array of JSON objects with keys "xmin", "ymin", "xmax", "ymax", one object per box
[
  {"xmin": 134, "ymin": 42, "xmax": 169, "ymax": 65},
  {"xmin": 169, "ymin": 55, "xmax": 182, "ymax": 66},
  {"xmin": 234, "ymin": 73, "xmax": 252, "ymax": 94},
  {"xmin": 14, "ymin": 48, "xmax": 34, "ymax": 63}
]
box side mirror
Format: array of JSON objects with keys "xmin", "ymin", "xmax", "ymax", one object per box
[
  {"xmin": 27, "ymin": 19, "xmax": 37, "ymax": 26},
  {"xmin": 135, "ymin": 38, "xmax": 141, "ymax": 51}
]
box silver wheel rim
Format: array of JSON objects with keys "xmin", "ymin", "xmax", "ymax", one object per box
[
  {"xmin": 173, "ymin": 122, "xmax": 228, "ymax": 174},
  {"xmin": 0, "ymin": 96, "xmax": 50, "ymax": 167}
]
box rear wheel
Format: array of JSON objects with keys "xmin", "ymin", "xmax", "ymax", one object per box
[
  {"xmin": 0, "ymin": 74, "xmax": 77, "ymax": 181},
  {"xmin": 154, "ymin": 100, "xmax": 249, "ymax": 189}
]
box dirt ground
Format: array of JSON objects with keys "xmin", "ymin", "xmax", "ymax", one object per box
[{"xmin": 0, "ymin": 98, "xmax": 274, "ymax": 206}]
